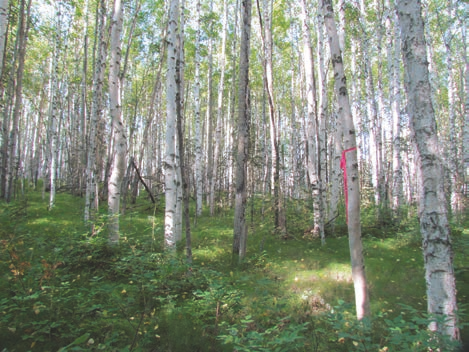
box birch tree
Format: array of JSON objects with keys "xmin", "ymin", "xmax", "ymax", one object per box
[
  {"xmin": 165, "ymin": 0, "xmax": 181, "ymax": 249},
  {"xmin": 388, "ymin": 0, "xmax": 404, "ymax": 212},
  {"xmin": 47, "ymin": 0, "xmax": 62, "ymax": 210},
  {"xmin": 441, "ymin": 1, "xmax": 463, "ymax": 216},
  {"xmin": 210, "ymin": 0, "xmax": 228, "ymax": 217},
  {"xmin": 463, "ymin": 24, "xmax": 469, "ymax": 182},
  {"xmin": 397, "ymin": 0, "xmax": 459, "ymax": 339},
  {"xmin": 233, "ymin": 0, "xmax": 251, "ymax": 263},
  {"xmin": 4, "ymin": 0, "xmax": 31, "ymax": 202},
  {"xmin": 256, "ymin": 0, "xmax": 285, "ymax": 234},
  {"xmin": 300, "ymin": 0, "xmax": 325, "ymax": 244},
  {"xmin": 194, "ymin": 0, "xmax": 203, "ymax": 217},
  {"xmin": 108, "ymin": 0, "xmax": 127, "ymax": 245},
  {"xmin": 85, "ymin": 0, "xmax": 107, "ymax": 224},
  {"xmin": 0, "ymin": 0, "xmax": 8, "ymax": 80},
  {"xmin": 321, "ymin": 0, "xmax": 370, "ymax": 320}
]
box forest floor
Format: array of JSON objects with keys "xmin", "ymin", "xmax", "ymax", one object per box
[{"xmin": 0, "ymin": 187, "xmax": 468, "ymax": 351}]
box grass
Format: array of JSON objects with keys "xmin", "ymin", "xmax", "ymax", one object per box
[{"xmin": 0, "ymin": 186, "xmax": 468, "ymax": 351}]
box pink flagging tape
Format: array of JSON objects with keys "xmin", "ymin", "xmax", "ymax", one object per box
[{"xmin": 340, "ymin": 146, "xmax": 357, "ymax": 224}]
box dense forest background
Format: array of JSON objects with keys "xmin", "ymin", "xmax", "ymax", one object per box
[
  {"xmin": 0, "ymin": 0, "xmax": 468, "ymax": 350},
  {"xmin": 1, "ymin": 0, "xmax": 467, "ymax": 224}
]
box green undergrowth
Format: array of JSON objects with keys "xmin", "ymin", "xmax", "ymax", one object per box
[{"xmin": 0, "ymin": 188, "xmax": 468, "ymax": 351}]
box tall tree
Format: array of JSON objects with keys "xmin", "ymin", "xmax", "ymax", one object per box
[
  {"xmin": 165, "ymin": 0, "xmax": 181, "ymax": 249},
  {"xmin": 0, "ymin": 0, "xmax": 9, "ymax": 79},
  {"xmin": 85, "ymin": 0, "xmax": 107, "ymax": 225},
  {"xmin": 108, "ymin": 0, "xmax": 127, "ymax": 245},
  {"xmin": 463, "ymin": 23, "xmax": 469, "ymax": 184},
  {"xmin": 194, "ymin": 0, "xmax": 203, "ymax": 217},
  {"xmin": 48, "ymin": 0, "xmax": 63, "ymax": 210},
  {"xmin": 210, "ymin": 0, "xmax": 228, "ymax": 216},
  {"xmin": 397, "ymin": 0, "xmax": 459, "ymax": 339},
  {"xmin": 300, "ymin": 0, "xmax": 325, "ymax": 244},
  {"xmin": 256, "ymin": 0, "xmax": 285, "ymax": 234},
  {"xmin": 321, "ymin": 0, "xmax": 370, "ymax": 320},
  {"xmin": 4, "ymin": 0, "xmax": 31, "ymax": 202},
  {"xmin": 387, "ymin": 0, "xmax": 404, "ymax": 213},
  {"xmin": 233, "ymin": 0, "xmax": 252, "ymax": 263},
  {"xmin": 205, "ymin": 0, "xmax": 214, "ymax": 212}
]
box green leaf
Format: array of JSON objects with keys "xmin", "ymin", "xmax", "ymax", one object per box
[{"xmin": 57, "ymin": 333, "xmax": 90, "ymax": 352}]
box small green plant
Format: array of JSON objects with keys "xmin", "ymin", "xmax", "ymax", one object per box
[
  {"xmin": 218, "ymin": 315, "xmax": 308, "ymax": 352},
  {"xmin": 324, "ymin": 300, "xmax": 463, "ymax": 351}
]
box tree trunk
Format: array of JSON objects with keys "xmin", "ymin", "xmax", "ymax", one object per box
[
  {"xmin": 397, "ymin": 0, "xmax": 459, "ymax": 339},
  {"xmin": 211, "ymin": 0, "xmax": 228, "ymax": 217},
  {"xmin": 85, "ymin": 0, "xmax": 107, "ymax": 225},
  {"xmin": 442, "ymin": 2, "xmax": 463, "ymax": 217},
  {"xmin": 256, "ymin": 0, "xmax": 284, "ymax": 234},
  {"xmin": 388, "ymin": 4, "xmax": 404, "ymax": 213},
  {"xmin": 463, "ymin": 24, "xmax": 469, "ymax": 199},
  {"xmin": 5, "ymin": 0, "xmax": 31, "ymax": 202},
  {"xmin": 48, "ymin": 1, "xmax": 61, "ymax": 210},
  {"xmin": 108, "ymin": 0, "xmax": 127, "ymax": 245},
  {"xmin": 165, "ymin": 0, "xmax": 181, "ymax": 250},
  {"xmin": 0, "ymin": 0, "xmax": 9, "ymax": 79},
  {"xmin": 194, "ymin": 0, "xmax": 203, "ymax": 217},
  {"xmin": 300, "ymin": 0, "xmax": 325, "ymax": 244},
  {"xmin": 233, "ymin": 0, "xmax": 251, "ymax": 264},
  {"xmin": 177, "ymin": 47, "xmax": 192, "ymax": 263},
  {"xmin": 205, "ymin": 0, "xmax": 214, "ymax": 212},
  {"xmin": 321, "ymin": 0, "xmax": 370, "ymax": 320}
]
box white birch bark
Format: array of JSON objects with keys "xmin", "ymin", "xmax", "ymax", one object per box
[
  {"xmin": 48, "ymin": 0, "xmax": 62, "ymax": 210},
  {"xmin": 85, "ymin": 0, "xmax": 107, "ymax": 223},
  {"xmin": 397, "ymin": 0, "xmax": 459, "ymax": 339},
  {"xmin": 174, "ymin": 0, "xmax": 185, "ymax": 242},
  {"xmin": 5, "ymin": 0, "xmax": 30, "ymax": 202},
  {"xmin": 321, "ymin": 0, "xmax": 370, "ymax": 320},
  {"xmin": 210, "ymin": 0, "xmax": 228, "ymax": 217},
  {"xmin": 463, "ymin": 24, "xmax": 469, "ymax": 182},
  {"xmin": 228, "ymin": 0, "xmax": 239, "ymax": 203},
  {"xmin": 387, "ymin": 0, "xmax": 404, "ymax": 211},
  {"xmin": 300, "ymin": 0, "xmax": 324, "ymax": 244},
  {"xmin": 443, "ymin": 1, "xmax": 463, "ymax": 216},
  {"xmin": 205, "ymin": 0, "xmax": 214, "ymax": 210},
  {"xmin": 194, "ymin": 0, "xmax": 203, "ymax": 217},
  {"xmin": 165, "ymin": 0, "xmax": 181, "ymax": 249},
  {"xmin": 233, "ymin": 0, "xmax": 251, "ymax": 263},
  {"xmin": 359, "ymin": 0, "xmax": 384, "ymax": 210},
  {"xmin": 108, "ymin": 0, "xmax": 127, "ymax": 245},
  {"xmin": 256, "ymin": 0, "xmax": 284, "ymax": 233},
  {"xmin": 0, "ymin": 0, "xmax": 9, "ymax": 79}
]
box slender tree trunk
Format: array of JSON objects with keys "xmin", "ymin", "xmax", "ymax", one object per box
[
  {"xmin": 165, "ymin": 0, "xmax": 181, "ymax": 249},
  {"xmin": 442, "ymin": 1, "xmax": 463, "ymax": 216},
  {"xmin": 301, "ymin": 0, "xmax": 325, "ymax": 244},
  {"xmin": 388, "ymin": 2, "xmax": 404, "ymax": 212},
  {"xmin": 397, "ymin": 0, "xmax": 459, "ymax": 339},
  {"xmin": 0, "ymin": 0, "xmax": 9, "ymax": 79},
  {"xmin": 256, "ymin": 0, "xmax": 284, "ymax": 234},
  {"xmin": 227, "ymin": 0, "xmax": 239, "ymax": 205},
  {"xmin": 211, "ymin": 0, "xmax": 228, "ymax": 217},
  {"xmin": 205, "ymin": 0, "xmax": 214, "ymax": 211},
  {"xmin": 108, "ymin": 0, "xmax": 127, "ymax": 245},
  {"xmin": 5, "ymin": 0, "xmax": 30, "ymax": 202},
  {"xmin": 48, "ymin": 2, "xmax": 61, "ymax": 210},
  {"xmin": 233, "ymin": 0, "xmax": 251, "ymax": 264},
  {"xmin": 85, "ymin": 0, "xmax": 107, "ymax": 224},
  {"xmin": 321, "ymin": 0, "xmax": 370, "ymax": 320},
  {"xmin": 194, "ymin": 0, "xmax": 203, "ymax": 217},
  {"xmin": 463, "ymin": 24, "xmax": 469, "ymax": 198},
  {"xmin": 177, "ymin": 52, "xmax": 192, "ymax": 263}
]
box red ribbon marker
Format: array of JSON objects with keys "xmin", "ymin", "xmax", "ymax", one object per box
[{"xmin": 340, "ymin": 146, "xmax": 357, "ymax": 224}]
